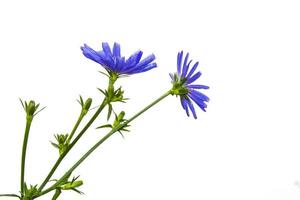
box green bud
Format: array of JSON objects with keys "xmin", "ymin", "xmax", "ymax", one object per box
[
  {"xmin": 117, "ymin": 111, "xmax": 125, "ymax": 121},
  {"xmin": 111, "ymin": 87, "xmax": 125, "ymax": 102},
  {"xmin": 84, "ymin": 98, "xmax": 92, "ymax": 110},
  {"xmin": 23, "ymin": 184, "xmax": 38, "ymax": 199},
  {"xmin": 57, "ymin": 134, "xmax": 68, "ymax": 144},
  {"xmin": 112, "ymin": 111, "xmax": 126, "ymax": 127},
  {"xmin": 27, "ymin": 101, "xmax": 36, "ymax": 116},
  {"xmin": 112, "ymin": 120, "xmax": 119, "ymax": 127},
  {"xmin": 51, "ymin": 134, "xmax": 69, "ymax": 155},
  {"xmin": 82, "ymin": 98, "xmax": 92, "ymax": 115},
  {"xmin": 62, "ymin": 180, "xmax": 83, "ymax": 190}
]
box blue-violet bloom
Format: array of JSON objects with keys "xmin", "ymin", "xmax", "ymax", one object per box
[
  {"xmin": 81, "ymin": 42, "xmax": 157, "ymax": 76},
  {"xmin": 170, "ymin": 51, "xmax": 209, "ymax": 119}
]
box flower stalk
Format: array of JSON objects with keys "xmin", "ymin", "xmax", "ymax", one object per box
[
  {"xmin": 37, "ymin": 90, "xmax": 171, "ymax": 197},
  {"xmin": 66, "ymin": 97, "xmax": 92, "ymax": 145},
  {"xmin": 1, "ymin": 43, "xmax": 209, "ymax": 200},
  {"xmin": 37, "ymin": 74, "xmax": 120, "ymax": 194},
  {"xmin": 20, "ymin": 100, "xmax": 42, "ymax": 197},
  {"xmin": 20, "ymin": 119, "xmax": 32, "ymax": 195},
  {"xmin": 37, "ymin": 99, "xmax": 107, "ymax": 194}
]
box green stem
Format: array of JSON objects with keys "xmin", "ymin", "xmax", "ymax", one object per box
[
  {"xmin": 0, "ymin": 194, "xmax": 20, "ymax": 199},
  {"xmin": 66, "ymin": 112, "xmax": 85, "ymax": 145},
  {"xmin": 20, "ymin": 118, "xmax": 33, "ymax": 195},
  {"xmin": 37, "ymin": 99, "xmax": 107, "ymax": 193},
  {"xmin": 38, "ymin": 90, "xmax": 171, "ymax": 197}
]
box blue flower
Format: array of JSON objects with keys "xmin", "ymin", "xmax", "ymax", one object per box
[
  {"xmin": 170, "ymin": 51, "xmax": 209, "ymax": 119},
  {"xmin": 81, "ymin": 42, "xmax": 157, "ymax": 76}
]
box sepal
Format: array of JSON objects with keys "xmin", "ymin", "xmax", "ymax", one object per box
[
  {"xmin": 98, "ymin": 86, "xmax": 127, "ymax": 103},
  {"xmin": 97, "ymin": 111, "xmax": 130, "ymax": 138},
  {"xmin": 170, "ymin": 73, "xmax": 189, "ymax": 96},
  {"xmin": 22, "ymin": 183, "xmax": 39, "ymax": 199},
  {"xmin": 20, "ymin": 99, "xmax": 45, "ymax": 120},
  {"xmin": 55, "ymin": 175, "xmax": 84, "ymax": 195},
  {"xmin": 51, "ymin": 134, "xmax": 69, "ymax": 155}
]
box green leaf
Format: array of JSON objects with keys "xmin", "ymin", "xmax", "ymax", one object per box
[
  {"xmin": 107, "ymin": 104, "xmax": 113, "ymax": 120},
  {"xmin": 97, "ymin": 88, "xmax": 107, "ymax": 96},
  {"xmin": 98, "ymin": 70, "xmax": 109, "ymax": 77},
  {"xmin": 118, "ymin": 131, "xmax": 125, "ymax": 139},
  {"xmin": 77, "ymin": 95, "xmax": 84, "ymax": 107},
  {"xmin": 33, "ymin": 106, "xmax": 46, "ymax": 117},
  {"xmin": 71, "ymin": 188, "xmax": 84, "ymax": 194},
  {"xmin": 80, "ymin": 96, "xmax": 84, "ymax": 105},
  {"xmin": 96, "ymin": 124, "xmax": 112, "ymax": 129},
  {"xmin": 19, "ymin": 98, "xmax": 25, "ymax": 110},
  {"xmin": 51, "ymin": 142, "xmax": 59, "ymax": 149}
]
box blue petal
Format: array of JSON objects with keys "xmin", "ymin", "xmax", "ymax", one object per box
[
  {"xmin": 187, "ymin": 84, "xmax": 209, "ymax": 89},
  {"xmin": 123, "ymin": 53, "xmax": 155, "ymax": 74},
  {"xmin": 82, "ymin": 42, "xmax": 156, "ymax": 76},
  {"xmin": 186, "ymin": 62, "xmax": 199, "ymax": 78},
  {"xmin": 102, "ymin": 42, "xmax": 113, "ymax": 56},
  {"xmin": 180, "ymin": 97, "xmax": 189, "ymax": 116},
  {"xmin": 182, "ymin": 60, "xmax": 192, "ymax": 78},
  {"xmin": 81, "ymin": 44, "xmax": 105, "ymax": 65},
  {"xmin": 182, "ymin": 53, "xmax": 189, "ymax": 75},
  {"xmin": 177, "ymin": 51, "xmax": 183, "ymax": 75},
  {"xmin": 113, "ymin": 42, "xmax": 121, "ymax": 57},
  {"xmin": 186, "ymin": 71, "xmax": 201, "ymax": 84},
  {"xmin": 188, "ymin": 92, "xmax": 208, "ymax": 112},
  {"xmin": 141, "ymin": 63, "xmax": 157, "ymax": 71},
  {"xmin": 186, "ymin": 98, "xmax": 197, "ymax": 119},
  {"xmin": 115, "ymin": 57, "xmax": 126, "ymax": 71},
  {"xmin": 130, "ymin": 63, "xmax": 157, "ymax": 74},
  {"xmin": 100, "ymin": 53, "xmax": 115, "ymax": 70},
  {"xmin": 190, "ymin": 90, "xmax": 209, "ymax": 102},
  {"xmin": 135, "ymin": 54, "xmax": 155, "ymax": 68},
  {"xmin": 125, "ymin": 51, "xmax": 143, "ymax": 67}
]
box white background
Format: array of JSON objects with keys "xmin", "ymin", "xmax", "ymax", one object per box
[{"xmin": 0, "ymin": 0, "xmax": 300, "ymax": 199}]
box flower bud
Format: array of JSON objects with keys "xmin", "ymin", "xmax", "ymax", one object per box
[
  {"xmin": 117, "ymin": 111, "xmax": 125, "ymax": 121},
  {"xmin": 83, "ymin": 98, "xmax": 92, "ymax": 111},
  {"xmin": 27, "ymin": 100, "xmax": 36, "ymax": 116},
  {"xmin": 113, "ymin": 111, "xmax": 126, "ymax": 127},
  {"xmin": 62, "ymin": 180, "xmax": 83, "ymax": 190}
]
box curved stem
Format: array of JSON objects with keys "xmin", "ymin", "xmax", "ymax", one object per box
[
  {"xmin": 37, "ymin": 99, "xmax": 107, "ymax": 193},
  {"xmin": 38, "ymin": 90, "xmax": 171, "ymax": 197},
  {"xmin": 20, "ymin": 118, "xmax": 32, "ymax": 195}
]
